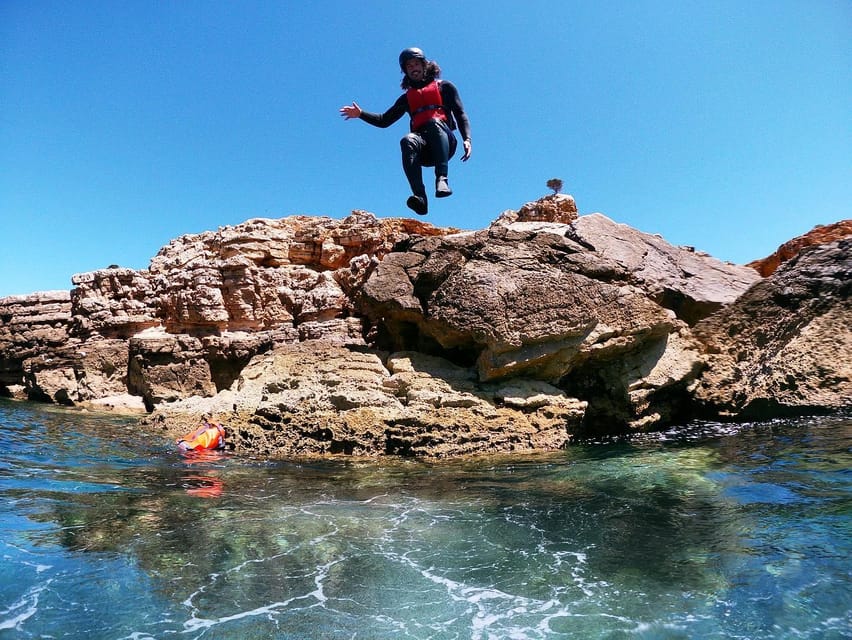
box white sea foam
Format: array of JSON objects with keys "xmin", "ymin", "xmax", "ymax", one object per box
[
  {"xmin": 383, "ymin": 548, "xmax": 583, "ymax": 639},
  {"xmin": 181, "ymin": 559, "xmax": 341, "ymax": 634},
  {"xmin": 0, "ymin": 580, "xmax": 50, "ymax": 631}
]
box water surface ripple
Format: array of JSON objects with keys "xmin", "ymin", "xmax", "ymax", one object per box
[{"xmin": 1, "ymin": 399, "xmax": 850, "ymax": 639}]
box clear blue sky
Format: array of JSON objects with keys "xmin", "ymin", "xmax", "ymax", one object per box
[{"xmin": 1, "ymin": 0, "xmax": 849, "ymax": 297}]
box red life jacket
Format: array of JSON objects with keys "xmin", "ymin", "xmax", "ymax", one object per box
[
  {"xmin": 180, "ymin": 423, "xmax": 225, "ymax": 451},
  {"xmin": 406, "ymin": 80, "xmax": 447, "ymax": 131}
]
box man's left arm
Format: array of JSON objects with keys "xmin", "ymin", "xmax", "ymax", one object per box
[{"xmin": 442, "ymin": 81, "xmax": 471, "ymax": 161}]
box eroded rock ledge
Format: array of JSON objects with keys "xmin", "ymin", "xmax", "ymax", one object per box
[
  {"xmin": 146, "ymin": 344, "xmax": 587, "ymax": 458},
  {"xmin": 2, "ymin": 197, "xmax": 849, "ymax": 458},
  {"xmin": 695, "ymin": 238, "xmax": 851, "ymax": 417}
]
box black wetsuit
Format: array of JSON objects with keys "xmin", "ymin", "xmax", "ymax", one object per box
[{"xmin": 358, "ymin": 80, "xmax": 471, "ymax": 200}]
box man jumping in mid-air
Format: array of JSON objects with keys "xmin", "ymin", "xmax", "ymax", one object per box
[{"xmin": 340, "ymin": 47, "xmax": 471, "ymax": 216}]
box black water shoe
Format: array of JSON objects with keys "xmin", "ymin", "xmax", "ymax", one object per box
[
  {"xmin": 435, "ymin": 176, "xmax": 452, "ymax": 198},
  {"xmin": 406, "ymin": 195, "xmax": 428, "ymax": 215}
]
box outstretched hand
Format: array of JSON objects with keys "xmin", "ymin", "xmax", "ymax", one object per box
[
  {"xmin": 339, "ymin": 102, "xmax": 362, "ymax": 120},
  {"xmin": 461, "ymin": 139, "xmax": 472, "ymax": 162}
]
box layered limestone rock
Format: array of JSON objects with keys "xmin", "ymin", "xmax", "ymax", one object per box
[
  {"xmin": 71, "ymin": 268, "xmax": 159, "ymax": 339},
  {"xmin": 144, "ymin": 212, "xmax": 450, "ymax": 334},
  {"xmin": 0, "ymin": 291, "xmax": 74, "ymax": 400},
  {"xmin": 0, "ymin": 212, "xmax": 452, "ymax": 410},
  {"xmin": 21, "ymin": 339, "xmax": 131, "ymax": 406},
  {"xmin": 747, "ymin": 219, "xmax": 852, "ymax": 277},
  {"xmin": 0, "ymin": 291, "xmax": 72, "ymax": 362},
  {"xmin": 695, "ymin": 238, "xmax": 851, "ymax": 416},
  {"xmin": 145, "ymin": 343, "xmax": 587, "ymax": 459}
]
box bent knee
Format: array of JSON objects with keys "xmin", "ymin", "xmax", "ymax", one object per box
[{"xmin": 400, "ymin": 133, "xmax": 421, "ymax": 150}]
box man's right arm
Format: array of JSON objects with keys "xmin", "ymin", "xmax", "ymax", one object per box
[{"xmin": 357, "ymin": 95, "xmax": 408, "ymax": 129}]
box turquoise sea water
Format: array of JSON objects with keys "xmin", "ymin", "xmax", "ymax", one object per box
[{"xmin": 0, "ymin": 398, "xmax": 850, "ymax": 639}]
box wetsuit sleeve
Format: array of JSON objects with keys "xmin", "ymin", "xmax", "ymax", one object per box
[
  {"xmin": 359, "ymin": 95, "xmax": 409, "ymax": 129},
  {"xmin": 441, "ymin": 81, "xmax": 471, "ymax": 141}
]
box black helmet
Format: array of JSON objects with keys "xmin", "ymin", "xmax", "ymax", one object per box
[{"xmin": 399, "ymin": 47, "xmax": 426, "ymax": 71}]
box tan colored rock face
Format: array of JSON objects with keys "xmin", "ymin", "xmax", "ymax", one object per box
[
  {"xmin": 1, "ymin": 291, "xmax": 74, "ymax": 396},
  {"xmin": 358, "ymin": 210, "xmax": 759, "ymax": 434},
  {"xmin": 1, "ymin": 211, "xmax": 454, "ymax": 411},
  {"xmin": 515, "ymin": 193, "xmax": 579, "ymax": 224},
  {"xmin": 144, "ymin": 213, "xmax": 451, "ymax": 335},
  {"xmin": 145, "ymin": 343, "xmax": 587, "ymax": 459},
  {"xmin": 695, "ymin": 239, "xmax": 851, "ymax": 416}
]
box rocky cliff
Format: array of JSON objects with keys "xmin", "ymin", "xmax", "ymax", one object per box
[
  {"xmin": 1, "ymin": 196, "xmax": 848, "ymax": 458},
  {"xmin": 695, "ymin": 238, "xmax": 851, "ymax": 416},
  {"xmin": 2, "ymin": 212, "xmax": 449, "ymax": 412},
  {"xmin": 746, "ymin": 219, "xmax": 852, "ymax": 276}
]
